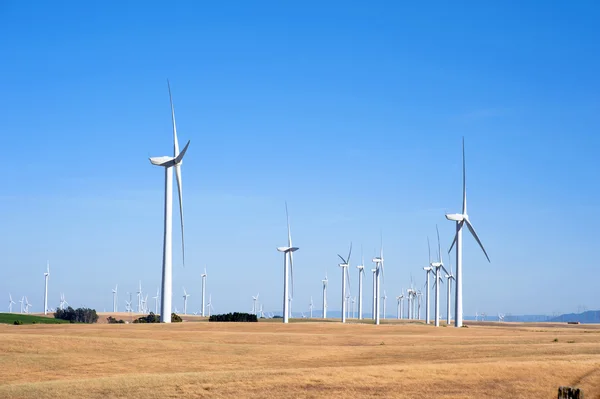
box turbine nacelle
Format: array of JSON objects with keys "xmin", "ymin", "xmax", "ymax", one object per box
[
  {"xmin": 445, "ymin": 213, "xmax": 464, "ymax": 222},
  {"xmin": 277, "ymin": 246, "xmax": 299, "ymax": 253}
]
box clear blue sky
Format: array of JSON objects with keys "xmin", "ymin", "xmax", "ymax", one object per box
[{"xmin": 1, "ymin": 1, "xmax": 599, "ymax": 317}]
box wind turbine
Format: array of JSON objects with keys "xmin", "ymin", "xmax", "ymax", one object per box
[
  {"xmin": 206, "ymin": 294, "xmax": 213, "ymax": 317},
  {"xmin": 431, "ymin": 226, "xmax": 448, "ymax": 327},
  {"xmin": 396, "ymin": 293, "xmax": 403, "ymax": 319},
  {"xmin": 322, "ymin": 273, "xmax": 328, "ymax": 319},
  {"xmin": 59, "ymin": 293, "xmax": 67, "ymax": 310},
  {"xmin": 137, "ymin": 281, "xmax": 142, "ymax": 314},
  {"xmin": 143, "ymin": 294, "xmax": 149, "ymax": 313},
  {"xmin": 149, "ymin": 80, "xmax": 190, "ymax": 323},
  {"xmin": 372, "ymin": 239, "xmax": 384, "ymax": 325},
  {"xmin": 153, "ymin": 288, "xmax": 159, "ymax": 314},
  {"xmin": 25, "ymin": 297, "xmax": 32, "ymax": 313},
  {"xmin": 19, "ymin": 297, "xmax": 24, "ymax": 313},
  {"xmin": 309, "ymin": 296, "xmax": 313, "ymax": 318},
  {"xmin": 337, "ymin": 243, "xmax": 352, "ymax": 323},
  {"xmin": 112, "ymin": 284, "xmax": 118, "ymax": 313},
  {"xmin": 8, "ymin": 294, "xmax": 15, "ymax": 313},
  {"xmin": 201, "ymin": 267, "xmax": 207, "ymax": 317},
  {"xmin": 276, "ymin": 202, "xmax": 298, "ymax": 324},
  {"xmin": 356, "ymin": 253, "xmax": 365, "ymax": 320},
  {"xmin": 182, "ymin": 287, "xmax": 190, "ymax": 315},
  {"xmin": 43, "ymin": 261, "xmax": 50, "ymax": 315},
  {"xmin": 445, "ymin": 137, "xmax": 490, "ymax": 327},
  {"xmin": 423, "ymin": 237, "xmax": 435, "ymax": 324},
  {"xmin": 381, "ymin": 290, "xmax": 388, "ymax": 320},
  {"xmin": 445, "ymin": 258, "xmax": 455, "ymax": 324},
  {"xmin": 252, "ymin": 293, "xmax": 259, "ymax": 315}
]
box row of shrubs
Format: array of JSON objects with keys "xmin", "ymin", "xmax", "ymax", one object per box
[
  {"xmin": 54, "ymin": 307, "xmax": 98, "ymax": 323},
  {"xmin": 107, "ymin": 312, "xmax": 183, "ymax": 324},
  {"xmin": 209, "ymin": 312, "xmax": 257, "ymax": 322}
]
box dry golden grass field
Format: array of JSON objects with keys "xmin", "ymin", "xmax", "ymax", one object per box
[{"xmin": 1, "ymin": 315, "xmax": 600, "ymax": 398}]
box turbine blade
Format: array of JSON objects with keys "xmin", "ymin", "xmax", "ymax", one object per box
[
  {"xmin": 347, "ymin": 242, "xmax": 352, "ymax": 265},
  {"xmin": 427, "ymin": 236, "xmax": 431, "ymax": 264},
  {"xmin": 436, "ymin": 225, "xmax": 441, "ymax": 263},
  {"xmin": 462, "ymin": 136, "xmax": 467, "ymax": 215},
  {"xmin": 448, "ymin": 221, "xmax": 464, "ymax": 253},
  {"xmin": 285, "ymin": 201, "xmax": 292, "ymax": 248},
  {"xmin": 175, "ymin": 163, "xmax": 185, "ymax": 266},
  {"xmin": 465, "ymin": 219, "xmax": 490, "ymax": 262},
  {"xmin": 167, "ymin": 79, "xmax": 180, "ymax": 156},
  {"xmin": 289, "ymin": 252, "xmax": 294, "ymax": 299}
]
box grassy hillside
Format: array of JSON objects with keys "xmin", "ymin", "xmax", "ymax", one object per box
[{"xmin": 0, "ymin": 313, "xmax": 69, "ymax": 324}]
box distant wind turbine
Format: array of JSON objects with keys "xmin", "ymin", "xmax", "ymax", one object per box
[
  {"xmin": 322, "ymin": 273, "xmax": 328, "ymax": 319},
  {"xmin": 423, "ymin": 237, "xmax": 435, "ymax": 324},
  {"xmin": 182, "ymin": 287, "xmax": 190, "ymax": 315},
  {"xmin": 445, "ymin": 137, "xmax": 490, "ymax": 328},
  {"xmin": 356, "ymin": 251, "xmax": 365, "ymax": 320},
  {"xmin": 338, "ymin": 243, "xmax": 352, "ymax": 324},
  {"xmin": 153, "ymin": 288, "xmax": 159, "ymax": 314},
  {"xmin": 149, "ymin": 80, "xmax": 190, "ymax": 323},
  {"xmin": 112, "ymin": 284, "xmax": 118, "ymax": 313},
  {"xmin": 43, "ymin": 261, "xmax": 50, "ymax": 315},
  {"xmin": 201, "ymin": 267, "xmax": 207, "ymax": 317},
  {"xmin": 8, "ymin": 294, "xmax": 15, "ymax": 313},
  {"xmin": 431, "ymin": 226, "xmax": 448, "ymax": 327}
]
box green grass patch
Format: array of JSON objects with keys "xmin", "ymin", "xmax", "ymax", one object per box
[{"xmin": 0, "ymin": 313, "xmax": 69, "ymax": 325}]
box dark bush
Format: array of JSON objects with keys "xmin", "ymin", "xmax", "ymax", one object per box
[
  {"xmin": 132, "ymin": 312, "xmax": 181, "ymax": 323},
  {"xmin": 107, "ymin": 316, "xmax": 125, "ymax": 324},
  {"xmin": 54, "ymin": 307, "xmax": 98, "ymax": 323},
  {"xmin": 171, "ymin": 313, "xmax": 182, "ymax": 322},
  {"xmin": 13, "ymin": 320, "xmax": 23, "ymax": 325},
  {"xmin": 209, "ymin": 312, "xmax": 257, "ymax": 322}
]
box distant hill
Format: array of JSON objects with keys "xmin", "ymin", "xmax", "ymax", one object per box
[{"xmin": 549, "ymin": 310, "xmax": 600, "ymax": 324}]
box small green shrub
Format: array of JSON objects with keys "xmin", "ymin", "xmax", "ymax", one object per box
[
  {"xmin": 13, "ymin": 320, "xmax": 23, "ymax": 325},
  {"xmin": 553, "ymin": 338, "xmax": 559, "ymax": 342},
  {"xmin": 171, "ymin": 313, "xmax": 182, "ymax": 323}
]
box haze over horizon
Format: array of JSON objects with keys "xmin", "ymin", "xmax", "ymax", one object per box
[{"xmin": 1, "ymin": 1, "xmax": 599, "ymax": 317}]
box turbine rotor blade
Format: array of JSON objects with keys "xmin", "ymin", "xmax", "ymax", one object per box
[
  {"xmin": 175, "ymin": 163, "xmax": 185, "ymax": 266},
  {"xmin": 465, "ymin": 219, "xmax": 490, "ymax": 262},
  {"xmin": 167, "ymin": 79, "xmax": 180, "ymax": 156},
  {"xmin": 436, "ymin": 225, "xmax": 441, "ymax": 263},
  {"xmin": 448, "ymin": 221, "xmax": 464, "ymax": 253},
  {"xmin": 462, "ymin": 136, "xmax": 467, "ymax": 215}
]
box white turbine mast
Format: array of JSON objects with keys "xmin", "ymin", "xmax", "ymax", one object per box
[
  {"xmin": 431, "ymin": 225, "xmax": 449, "ymax": 327},
  {"xmin": 149, "ymin": 80, "xmax": 190, "ymax": 323},
  {"xmin": 112, "ymin": 284, "xmax": 118, "ymax": 313},
  {"xmin": 276, "ymin": 202, "xmax": 298, "ymax": 324},
  {"xmin": 8, "ymin": 294, "xmax": 15, "ymax": 313},
  {"xmin": 372, "ymin": 235, "xmax": 384, "ymax": 325},
  {"xmin": 356, "ymin": 248, "xmax": 365, "ymax": 320},
  {"xmin": 445, "ymin": 137, "xmax": 490, "ymax": 328},
  {"xmin": 252, "ymin": 292, "xmax": 260, "ymax": 315}
]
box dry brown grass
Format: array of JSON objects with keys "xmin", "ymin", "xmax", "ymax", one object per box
[{"xmin": 1, "ymin": 318, "xmax": 599, "ymax": 398}]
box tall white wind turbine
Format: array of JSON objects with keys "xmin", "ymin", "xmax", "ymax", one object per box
[
  {"xmin": 112, "ymin": 284, "xmax": 118, "ymax": 313},
  {"xmin": 149, "ymin": 80, "xmax": 190, "ymax": 323},
  {"xmin": 322, "ymin": 273, "xmax": 328, "ymax": 319},
  {"xmin": 356, "ymin": 254, "xmax": 365, "ymax": 320},
  {"xmin": 445, "ymin": 138, "xmax": 490, "ymax": 327},
  {"xmin": 19, "ymin": 296, "xmax": 24, "ymax": 313},
  {"xmin": 338, "ymin": 244, "xmax": 352, "ymax": 323},
  {"xmin": 423, "ymin": 237, "xmax": 434, "ymax": 324},
  {"xmin": 201, "ymin": 267, "xmax": 207, "ymax": 317},
  {"xmin": 182, "ymin": 287, "xmax": 190, "ymax": 315},
  {"xmin": 431, "ymin": 225, "xmax": 449, "ymax": 327},
  {"xmin": 206, "ymin": 294, "xmax": 213, "ymax": 317},
  {"xmin": 309, "ymin": 296, "xmax": 313, "ymax": 318},
  {"xmin": 43, "ymin": 261, "xmax": 50, "ymax": 315},
  {"xmin": 381, "ymin": 290, "xmax": 387, "ymax": 320},
  {"xmin": 276, "ymin": 202, "xmax": 298, "ymax": 324},
  {"xmin": 8, "ymin": 294, "xmax": 15, "ymax": 313}
]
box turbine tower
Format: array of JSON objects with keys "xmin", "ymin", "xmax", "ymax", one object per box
[
  {"xmin": 137, "ymin": 281, "xmax": 142, "ymax": 314},
  {"xmin": 371, "ymin": 268, "xmax": 376, "ymax": 320},
  {"xmin": 337, "ymin": 244, "xmax": 352, "ymax": 324},
  {"xmin": 309, "ymin": 296, "xmax": 313, "ymax": 318},
  {"xmin": 445, "ymin": 138, "xmax": 490, "ymax": 327},
  {"xmin": 112, "ymin": 284, "xmax": 118, "ymax": 313},
  {"xmin": 322, "ymin": 273, "xmax": 328, "ymax": 319},
  {"xmin": 381, "ymin": 290, "xmax": 387, "ymax": 320},
  {"xmin": 201, "ymin": 267, "xmax": 207, "ymax": 317},
  {"xmin": 396, "ymin": 293, "xmax": 403, "ymax": 319},
  {"xmin": 149, "ymin": 80, "xmax": 190, "ymax": 323},
  {"xmin": 356, "ymin": 256, "xmax": 365, "ymax": 320},
  {"xmin": 276, "ymin": 202, "xmax": 298, "ymax": 324},
  {"xmin": 423, "ymin": 237, "xmax": 435, "ymax": 324}
]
